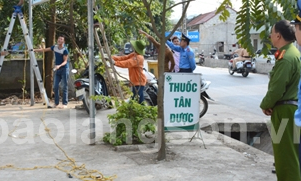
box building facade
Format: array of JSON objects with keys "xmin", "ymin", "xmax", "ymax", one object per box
[{"xmin": 187, "ymin": 7, "xmax": 238, "ymax": 57}]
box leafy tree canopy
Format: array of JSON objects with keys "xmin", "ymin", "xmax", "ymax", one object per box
[
  {"xmin": 0, "ymin": 0, "xmax": 173, "ymax": 56},
  {"xmin": 216, "ymin": 0, "xmax": 298, "ymax": 55}
]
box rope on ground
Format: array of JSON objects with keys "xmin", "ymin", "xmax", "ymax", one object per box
[
  {"xmin": 8, "ymin": 119, "xmax": 45, "ymax": 139},
  {"xmin": 1, "ymin": 113, "xmax": 117, "ymax": 181}
]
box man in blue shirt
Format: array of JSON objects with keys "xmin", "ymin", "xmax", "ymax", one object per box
[
  {"xmin": 34, "ymin": 35, "xmax": 69, "ymax": 108},
  {"xmin": 292, "ymin": 1, "xmax": 301, "ymax": 127},
  {"xmin": 166, "ymin": 33, "xmax": 196, "ymax": 72}
]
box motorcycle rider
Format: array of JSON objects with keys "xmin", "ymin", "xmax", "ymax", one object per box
[{"xmin": 231, "ymin": 44, "xmax": 251, "ymax": 70}]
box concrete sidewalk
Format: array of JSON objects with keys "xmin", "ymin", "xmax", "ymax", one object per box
[{"xmin": 0, "ymin": 100, "xmax": 276, "ymax": 181}]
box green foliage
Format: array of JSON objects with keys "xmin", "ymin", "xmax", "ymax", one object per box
[
  {"xmin": 0, "ymin": 0, "xmax": 173, "ymax": 61},
  {"xmin": 91, "ymin": 0, "xmax": 162, "ymax": 47},
  {"xmin": 215, "ymin": 0, "xmax": 232, "ymax": 22},
  {"xmin": 103, "ymin": 99, "xmax": 158, "ymax": 146},
  {"xmin": 217, "ymin": 0, "xmax": 297, "ymax": 56}
]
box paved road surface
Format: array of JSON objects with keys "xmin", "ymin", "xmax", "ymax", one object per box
[{"xmin": 194, "ymin": 66, "xmax": 269, "ymax": 117}]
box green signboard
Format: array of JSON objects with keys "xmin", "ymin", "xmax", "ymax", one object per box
[{"xmin": 164, "ymin": 73, "xmax": 202, "ymax": 132}]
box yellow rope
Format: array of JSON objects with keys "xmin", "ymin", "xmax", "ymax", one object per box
[{"xmin": 1, "ymin": 112, "xmax": 117, "ymax": 181}]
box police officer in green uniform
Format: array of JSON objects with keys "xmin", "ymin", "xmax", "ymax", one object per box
[{"xmin": 260, "ymin": 20, "xmax": 301, "ymax": 181}]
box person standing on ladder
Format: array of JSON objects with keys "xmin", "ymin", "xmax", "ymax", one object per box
[{"xmin": 34, "ymin": 35, "xmax": 69, "ymax": 109}]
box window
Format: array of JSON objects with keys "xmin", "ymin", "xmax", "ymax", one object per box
[
  {"xmin": 217, "ymin": 42, "xmax": 224, "ymax": 52},
  {"xmin": 253, "ymin": 39, "xmax": 258, "ymax": 52}
]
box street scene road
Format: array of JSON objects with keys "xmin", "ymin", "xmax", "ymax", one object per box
[
  {"xmin": 194, "ymin": 66, "xmax": 269, "ymax": 118},
  {"xmin": 0, "ymin": 64, "xmax": 276, "ymax": 181}
]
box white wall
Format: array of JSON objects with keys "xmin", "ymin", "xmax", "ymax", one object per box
[
  {"xmin": 250, "ymin": 34, "xmax": 262, "ymax": 51},
  {"xmin": 189, "ymin": 8, "xmax": 238, "ymax": 56}
]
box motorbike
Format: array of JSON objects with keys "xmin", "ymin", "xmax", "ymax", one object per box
[
  {"xmin": 199, "ymin": 51, "xmax": 205, "ymax": 65},
  {"xmin": 143, "ymin": 68, "xmax": 158, "ymax": 106},
  {"xmin": 223, "ymin": 53, "xmax": 233, "ymax": 60},
  {"xmin": 143, "ymin": 68, "xmax": 213, "ymax": 118},
  {"xmin": 199, "ymin": 78, "xmax": 214, "ymax": 118},
  {"xmin": 210, "ymin": 49, "xmax": 218, "ymax": 59},
  {"xmin": 228, "ymin": 55, "xmax": 256, "ymax": 77},
  {"xmin": 73, "ymin": 62, "xmax": 110, "ymax": 114}
]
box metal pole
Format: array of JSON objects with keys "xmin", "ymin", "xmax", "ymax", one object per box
[
  {"xmin": 88, "ymin": 0, "xmax": 95, "ymax": 145},
  {"xmin": 181, "ymin": 0, "xmax": 187, "ymax": 34},
  {"xmin": 29, "ymin": 0, "xmax": 34, "ymax": 106}
]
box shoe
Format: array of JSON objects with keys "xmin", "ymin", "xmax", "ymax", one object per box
[
  {"xmin": 59, "ymin": 105, "xmax": 67, "ymax": 109},
  {"xmin": 272, "ymin": 162, "xmax": 276, "ymax": 174},
  {"xmin": 272, "ymin": 168, "xmax": 276, "ymax": 174},
  {"xmin": 52, "ymin": 104, "xmax": 59, "ymax": 108}
]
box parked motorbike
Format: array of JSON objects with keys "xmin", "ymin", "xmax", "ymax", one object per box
[
  {"xmin": 199, "ymin": 51, "xmax": 205, "ymax": 65},
  {"xmin": 143, "ymin": 68, "xmax": 158, "ymax": 106},
  {"xmin": 143, "ymin": 68, "xmax": 213, "ymax": 118},
  {"xmin": 73, "ymin": 62, "xmax": 110, "ymax": 114},
  {"xmin": 228, "ymin": 55, "xmax": 256, "ymax": 77},
  {"xmin": 200, "ymin": 78, "xmax": 214, "ymax": 118},
  {"xmin": 209, "ymin": 49, "xmax": 218, "ymax": 59},
  {"xmin": 223, "ymin": 53, "xmax": 233, "ymax": 60}
]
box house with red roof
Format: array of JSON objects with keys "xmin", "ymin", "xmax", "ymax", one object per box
[
  {"xmin": 186, "ymin": 6, "xmax": 266, "ymax": 58},
  {"xmin": 186, "ymin": 7, "xmax": 238, "ymax": 57}
]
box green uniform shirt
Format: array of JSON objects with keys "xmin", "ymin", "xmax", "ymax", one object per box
[{"xmin": 260, "ymin": 43, "xmax": 301, "ymax": 109}]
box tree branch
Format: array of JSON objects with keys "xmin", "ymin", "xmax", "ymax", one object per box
[
  {"xmin": 166, "ymin": 0, "xmax": 195, "ymax": 12},
  {"xmin": 165, "ymin": 0, "xmax": 191, "ymax": 41},
  {"xmin": 17, "ymin": 0, "xmax": 24, "ymax": 6},
  {"xmin": 142, "ymin": 0, "xmax": 160, "ymax": 38},
  {"xmin": 46, "ymin": 20, "xmax": 71, "ymax": 30}
]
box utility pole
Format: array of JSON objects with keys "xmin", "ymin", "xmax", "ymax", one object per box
[
  {"xmin": 181, "ymin": 0, "xmax": 187, "ymax": 34},
  {"xmin": 87, "ymin": 0, "xmax": 96, "ymax": 145},
  {"xmin": 29, "ymin": 0, "xmax": 34, "ymax": 106}
]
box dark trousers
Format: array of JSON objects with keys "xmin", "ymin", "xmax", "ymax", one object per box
[
  {"xmin": 132, "ymin": 86, "xmax": 145, "ymax": 104},
  {"xmin": 179, "ymin": 68, "xmax": 192, "ymax": 73},
  {"xmin": 53, "ymin": 67, "xmax": 69, "ymax": 105}
]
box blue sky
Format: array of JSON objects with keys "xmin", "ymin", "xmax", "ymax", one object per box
[{"xmin": 171, "ymin": 0, "xmax": 242, "ymax": 20}]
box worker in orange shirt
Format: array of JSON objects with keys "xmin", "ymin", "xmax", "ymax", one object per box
[{"xmin": 112, "ymin": 40, "xmax": 147, "ymax": 104}]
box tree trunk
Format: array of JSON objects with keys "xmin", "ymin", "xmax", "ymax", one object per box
[
  {"xmin": 157, "ymin": 34, "xmax": 167, "ymax": 161},
  {"xmin": 45, "ymin": 0, "xmax": 56, "ymax": 98}
]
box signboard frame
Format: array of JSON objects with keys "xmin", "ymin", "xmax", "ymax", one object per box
[{"xmin": 163, "ymin": 73, "xmax": 202, "ymax": 132}]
